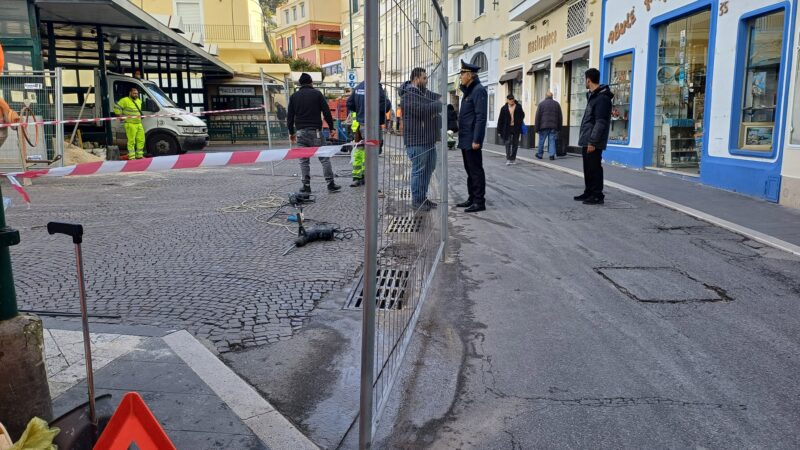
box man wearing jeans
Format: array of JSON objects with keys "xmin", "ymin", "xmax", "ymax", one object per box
[
  {"xmin": 287, "ymin": 73, "xmax": 341, "ymax": 193},
  {"xmin": 534, "ymin": 91, "xmax": 562, "ymax": 160},
  {"xmin": 400, "ymin": 67, "xmax": 442, "ymax": 211}
]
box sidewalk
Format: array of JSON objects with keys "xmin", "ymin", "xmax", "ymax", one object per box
[
  {"xmin": 484, "ymin": 143, "xmax": 800, "ymax": 255},
  {"xmin": 43, "ymin": 320, "xmax": 317, "ymax": 450}
]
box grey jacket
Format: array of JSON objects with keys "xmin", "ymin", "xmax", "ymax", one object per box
[{"xmin": 399, "ymin": 82, "xmax": 442, "ymax": 147}]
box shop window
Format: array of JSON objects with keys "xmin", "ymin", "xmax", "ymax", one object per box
[
  {"xmin": 567, "ymin": 0, "xmax": 588, "ymax": 39},
  {"xmin": 606, "ymin": 52, "xmax": 633, "ymax": 144},
  {"xmin": 508, "ymin": 34, "xmax": 521, "ymax": 60},
  {"xmin": 568, "ymin": 57, "xmax": 590, "ymax": 147},
  {"xmin": 737, "ymin": 10, "xmax": 785, "ymax": 152}
]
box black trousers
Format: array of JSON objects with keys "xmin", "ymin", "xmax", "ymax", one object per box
[
  {"xmin": 461, "ymin": 147, "xmax": 486, "ymax": 206},
  {"xmin": 504, "ymin": 131, "xmax": 520, "ymax": 161},
  {"xmin": 581, "ymin": 146, "xmax": 604, "ymax": 199}
]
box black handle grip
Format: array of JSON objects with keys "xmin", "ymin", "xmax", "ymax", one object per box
[{"xmin": 47, "ymin": 222, "xmax": 83, "ymax": 244}]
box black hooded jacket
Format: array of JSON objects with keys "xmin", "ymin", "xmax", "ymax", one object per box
[{"xmin": 578, "ymin": 84, "xmax": 614, "ymax": 150}]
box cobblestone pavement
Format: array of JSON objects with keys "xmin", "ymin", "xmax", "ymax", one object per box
[{"xmin": 8, "ymin": 154, "xmax": 364, "ymax": 353}]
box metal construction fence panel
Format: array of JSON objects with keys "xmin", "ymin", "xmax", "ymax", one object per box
[
  {"xmin": 0, "ymin": 69, "xmax": 63, "ymax": 172},
  {"xmin": 359, "ymin": 0, "xmax": 449, "ymax": 447}
]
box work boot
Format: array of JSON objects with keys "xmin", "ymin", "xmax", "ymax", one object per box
[
  {"xmin": 136, "ymin": 152, "xmax": 145, "ymax": 159},
  {"xmin": 300, "ymin": 184, "xmax": 312, "ymax": 194},
  {"xmin": 328, "ymin": 181, "xmax": 342, "ymax": 192},
  {"xmin": 350, "ymin": 178, "xmax": 364, "ymax": 187},
  {"xmin": 127, "ymin": 153, "xmax": 136, "ymax": 161}
]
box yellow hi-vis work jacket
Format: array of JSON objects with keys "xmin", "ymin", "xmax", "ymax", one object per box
[{"xmin": 114, "ymin": 97, "xmax": 143, "ymax": 124}]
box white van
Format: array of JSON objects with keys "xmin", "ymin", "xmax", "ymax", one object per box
[{"xmin": 102, "ymin": 72, "xmax": 208, "ymax": 155}]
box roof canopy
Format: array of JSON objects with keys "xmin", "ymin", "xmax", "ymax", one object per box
[{"xmin": 36, "ymin": 0, "xmax": 233, "ymax": 75}]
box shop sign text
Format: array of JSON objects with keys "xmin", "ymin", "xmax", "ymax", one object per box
[
  {"xmin": 528, "ymin": 31, "xmax": 558, "ymax": 53},
  {"xmin": 607, "ymin": 8, "xmax": 637, "ymax": 44}
]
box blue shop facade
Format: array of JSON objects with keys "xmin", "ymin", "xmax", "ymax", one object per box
[{"xmin": 599, "ymin": 0, "xmax": 796, "ymax": 201}]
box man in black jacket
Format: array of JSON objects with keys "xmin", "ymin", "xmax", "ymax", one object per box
[
  {"xmin": 576, "ymin": 68, "xmax": 613, "ymax": 205},
  {"xmin": 287, "ymin": 73, "xmax": 341, "ymax": 193},
  {"xmin": 456, "ymin": 60, "xmax": 488, "ymax": 213},
  {"xmin": 400, "ymin": 67, "xmax": 442, "ymax": 211},
  {"xmin": 496, "ymin": 94, "xmax": 525, "ymax": 164},
  {"xmin": 534, "ymin": 91, "xmax": 562, "ymax": 161}
]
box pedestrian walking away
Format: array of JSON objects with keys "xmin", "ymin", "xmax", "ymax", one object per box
[
  {"xmin": 400, "ymin": 67, "xmax": 442, "ymax": 211},
  {"xmin": 456, "ymin": 60, "xmax": 488, "ymax": 213},
  {"xmin": 113, "ymin": 87, "xmax": 146, "ymax": 160},
  {"xmin": 287, "ymin": 72, "xmax": 341, "ymax": 193},
  {"xmin": 347, "ymin": 69, "xmax": 392, "ymax": 155},
  {"xmin": 497, "ymin": 94, "xmax": 525, "ymax": 164},
  {"xmin": 447, "ymin": 104, "xmax": 459, "ymax": 133},
  {"xmin": 534, "ymin": 91, "xmax": 562, "ymax": 161},
  {"xmin": 576, "ymin": 68, "xmax": 613, "ymax": 205}
]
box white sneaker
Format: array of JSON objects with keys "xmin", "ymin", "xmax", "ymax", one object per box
[{"xmin": 505, "ymin": 161, "xmax": 511, "ymax": 165}]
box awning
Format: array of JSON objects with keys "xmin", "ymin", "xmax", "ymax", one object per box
[
  {"xmin": 527, "ymin": 59, "xmax": 551, "ymax": 74},
  {"xmin": 555, "ymin": 47, "xmax": 590, "ymax": 66},
  {"xmin": 498, "ymin": 69, "xmax": 522, "ymax": 84},
  {"xmin": 35, "ymin": 0, "xmax": 234, "ymax": 75}
]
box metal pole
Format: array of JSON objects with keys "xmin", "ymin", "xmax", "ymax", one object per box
[
  {"xmin": 260, "ymin": 68, "xmax": 274, "ymax": 150},
  {"xmin": 359, "ymin": 0, "xmax": 378, "ymax": 446},
  {"xmin": 439, "ymin": 15, "xmax": 448, "ymax": 260},
  {"xmin": 349, "ymin": 0, "xmax": 355, "ymax": 69},
  {"xmin": 55, "ymin": 67, "xmax": 64, "ymax": 167},
  {"xmin": 74, "ymin": 242, "xmax": 96, "ymax": 425},
  {"xmin": 260, "ymin": 68, "xmax": 276, "ymax": 176},
  {"xmin": 0, "ymin": 184, "xmax": 19, "ymax": 321}
]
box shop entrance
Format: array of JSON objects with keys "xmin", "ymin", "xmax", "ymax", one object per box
[{"xmin": 652, "ymin": 10, "xmax": 710, "ymax": 174}]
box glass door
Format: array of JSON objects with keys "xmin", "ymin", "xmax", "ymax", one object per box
[
  {"xmin": 653, "ymin": 10, "xmax": 710, "ymax": 174},
  {"xmin": 568, "ymin": 57, "xmax": 589, "ymax": 147}
]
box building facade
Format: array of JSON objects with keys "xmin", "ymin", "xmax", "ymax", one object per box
[
  {"xmin": 779, "ymin": 7, "xmax": 800, "ymax": 208},
  {"xmin": 600, "ymin": 0, "xmax": 797, "ymax": 202},
  {"xmin": 504, "ymin": 0, "xmax": 602, "ymax": 151},
  {"xmin": 274, "ymin": 0, "xmax": 342, "ymax": 66}
]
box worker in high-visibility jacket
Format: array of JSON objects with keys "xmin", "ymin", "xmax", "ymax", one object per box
[
  {"xmin": 349, "ymin": 113, "xmax": 365, "ymax": 187},
  {"xmin": 113, "ymin": 87, "xmax": 145, "ymax": 160}
]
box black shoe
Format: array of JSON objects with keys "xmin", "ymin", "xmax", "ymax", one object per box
[
  {"xmin": 464, "ymin": 204, "xmax": 486, "ymax": 213},
  {"xmin": 583, "ymin": 196, "xmax": 604, "ymax": 205},
  {"xmin": 574, "ymin": 193, "xmax": 590, "ymax": 201},
  {"xmin": 300, "ymin": 184, "xmax": 311, "ymax": 194},
  {"xmin": 535, "ymin": 154, "xmax": 543, "ymax": 160},
  {"xmin": 455, "ymin": 200, "xmax": 472, "ymax": 208},
  {"xmin": 549, "ymin": 155, "xmax": 555, "ymax": 160},
  {"xmin": 424, "ymin": 199, "xmax": 438, "ymax": 209},
  {"xmin": 328, "ymin": 182, "xmax": 342, "ymax": 192},
  {"xmin": 350, "ymin": 178, "xmax": 364, "ymax": 187},
  {"xmin": 413, "ymin": 202, "xmax": 432, "ymax": 212}
]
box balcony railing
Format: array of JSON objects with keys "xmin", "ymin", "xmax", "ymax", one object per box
[{"xmin": 181, "ymin": 24, "xmax": 263, "ymax": 43}]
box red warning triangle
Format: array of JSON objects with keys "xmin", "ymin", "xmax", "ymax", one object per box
[{"xmin": 93, "ymin": 392, "xmax": 176, "ymax": 450}]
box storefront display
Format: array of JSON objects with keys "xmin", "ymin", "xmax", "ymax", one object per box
[
  {"xmin": 739, "ymin": 10, "xmax": 784, "ymax": 151},
  {"xmin": 607, "ymin": 53, "xmax": 632, "ymax": 144},
  {"xmin": 568, "ymin": 57, "xmax": 589, "ymax": 147},
  {"xmin": 652, "ymin": 10, "xmax": 709, "ymax": 173}
]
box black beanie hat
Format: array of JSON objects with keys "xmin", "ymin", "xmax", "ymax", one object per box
[{"xmin": 299, "ymin": 73, "xmax": 313, "ymax": 85}]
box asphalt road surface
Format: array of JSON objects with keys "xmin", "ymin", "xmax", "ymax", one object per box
[{"xmin": 375, "ymin": 150, "xmax": 800, "ymax": 449}]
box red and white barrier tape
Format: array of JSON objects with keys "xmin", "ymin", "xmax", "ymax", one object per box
[
  {"xmin": 0, "ymin": 106, "xmax": 267, "ymax": 129},
  {"xmin": 3, "ymin": 140, "xmax": 379, "ymax": 204}
]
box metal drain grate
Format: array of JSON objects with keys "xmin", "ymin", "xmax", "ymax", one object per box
[
  {"xmin": 393, "ymin": 188, "xmax": 412, "ymax": 200},
  {"xmin": 348, "ymin": 268, "xmax": 410, "ymax": 310},
  {"xmin": 386, "ymin": 215, "xmax": 422, "ymax": 233}
]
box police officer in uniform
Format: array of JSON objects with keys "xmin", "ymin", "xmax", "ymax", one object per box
[{"xmin": 455, "ymin": 60, "xmax": 488, "ymax": 213}]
